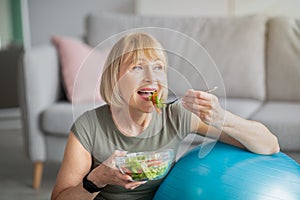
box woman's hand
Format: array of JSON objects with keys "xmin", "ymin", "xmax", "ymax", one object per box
[
  {"xmin": 181, "ymin": 89, "xmax": 280, "ymax": 155},
  {"xmin": 88, "ymin": 150, "xmax": 147, "ymax": 190},
  {"xmin": 181, "ymin": 89, "xmax": 225, "ymax": 128}
]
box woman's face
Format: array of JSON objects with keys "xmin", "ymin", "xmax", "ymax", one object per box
[{"xmin": 117, "ymin": 57, "xmax": 167, "ymax": 113}]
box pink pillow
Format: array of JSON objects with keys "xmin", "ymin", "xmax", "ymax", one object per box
[{"xmin": 51, "ymin": 36, "xmax": 108, "ymax": 104}]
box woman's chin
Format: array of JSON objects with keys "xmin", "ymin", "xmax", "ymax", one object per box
[
  {"xmin": 128, "ymin": 97, "xmax": 155, "ymax": 113},
  {"xmin": 139, "ymin": 104, "xmax": 155, "ymax": 113},
  {"xmin": 140, "ymin": 104, "xmax": 156, "ymax": 114}
]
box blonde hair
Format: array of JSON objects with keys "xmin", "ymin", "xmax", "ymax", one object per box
[{"xmin": 100, "ymin": 32, "xmax": 168, "ymax": 106}]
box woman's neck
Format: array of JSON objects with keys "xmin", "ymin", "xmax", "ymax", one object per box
[{"xmin": 110, "ymin": 105, "xmax": 152, "ymax": 137}]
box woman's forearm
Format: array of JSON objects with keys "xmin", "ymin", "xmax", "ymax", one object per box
[
  {"xmin": 220, "ymin": 110, "xmax": 280, "ymax": 155},
  {"xmin": 52, "ymin": 184, "xmax": 99, "ymax": 200}
]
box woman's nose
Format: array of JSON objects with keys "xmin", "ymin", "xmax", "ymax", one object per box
[{"xmin": 144, "ymin": 66, "xmax": 156, "ymax": 82}]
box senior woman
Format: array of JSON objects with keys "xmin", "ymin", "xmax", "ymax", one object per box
[{"xmin": 51, "ymin": 32, "xmax": 279, "ymax": 200}]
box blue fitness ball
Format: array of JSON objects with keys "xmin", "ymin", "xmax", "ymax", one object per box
[{"xmin": 153, "ymin": 142, "xmax": 300, "ymax": 200}]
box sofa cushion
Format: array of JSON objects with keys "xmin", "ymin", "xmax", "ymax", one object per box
[
  {"xmin": 51, "ymin": 36, "xmax": 108, "ymax": 104},
  {"xmin": 86, "ymin": 13, "xmax": 267, "ymax": 101},
  {"xmin": 250, "ymin": 101, "xmax": 300, "ymax": 151},
  {"xmin": 41, "ymin": 102, "xmax": 105, "ymax": 136},
  {"xmin": 218, "ymin": 97, "xmax": 262, "ymax": 119},
  {"xmin": 41, "ymin": 97, "xmax": 259, "ymax": 137},
  {"xmin": 267, "ymin": 17, "xmax": 300, "ymax": 101}
]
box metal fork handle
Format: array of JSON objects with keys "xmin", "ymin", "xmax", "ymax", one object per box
[{"xmin": 165, "ymin": 86, "xmax": 218, "ymax": 105}]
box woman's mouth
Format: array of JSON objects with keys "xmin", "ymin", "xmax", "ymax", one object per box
[{"xmin": 137, "ymin": 89, "xmax": 156, "ymax": 101}]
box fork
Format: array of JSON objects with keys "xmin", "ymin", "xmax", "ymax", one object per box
[{"xmin": 164, "ymin": 86, "xmax": 218, "ymax": 105}]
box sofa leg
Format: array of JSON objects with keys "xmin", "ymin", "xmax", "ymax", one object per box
[{"xmin": 33, "ymin": 161, "xmax": 43, "ymax": 189}]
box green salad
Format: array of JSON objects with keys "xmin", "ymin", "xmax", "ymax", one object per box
[
  {"xmin": 141, "ymin": 162, "xmax": 169, "ymax": 180},
  {"xmin": 123, "ymin": 155, "xmax": 148, "ymax": 181},
  {"xmin": 118, "ymin": 152, "xmax": 172, "ymax": 181}
]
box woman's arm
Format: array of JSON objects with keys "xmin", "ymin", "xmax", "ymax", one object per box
[
  {"xmin": 51, "ymin": 132, "xmax": 144, "ymax": 200},
  {"xmin": 182, "ymin": 89, "xmax": 280, "ymax": 155},
  {"xmin": 51, "ymin": 132, "xmax": 98, "ymax": 200}
]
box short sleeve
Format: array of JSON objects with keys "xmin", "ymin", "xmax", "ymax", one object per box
[
  {"xmin": 167, "ymin": 102, "xmax": 192, "ymax": 139},
  {"xmin": 71, "ymin": 111, "xmax": 95, "ymax": 153}
]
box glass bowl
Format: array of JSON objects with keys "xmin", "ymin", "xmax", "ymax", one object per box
[{"xmin": 115, "ymin": 149, "xmax": 174, "ymax": 181}]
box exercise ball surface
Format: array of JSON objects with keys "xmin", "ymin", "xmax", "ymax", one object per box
[{"xmin": 153, "ymin": 142, "xmax": 300, "ymax": 200}]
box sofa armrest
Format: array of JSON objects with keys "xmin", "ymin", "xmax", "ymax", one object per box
[{"xmin": 19, "ymin": 45, "xmax": 62, "ymax": 162}]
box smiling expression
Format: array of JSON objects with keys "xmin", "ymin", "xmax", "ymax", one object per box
[
  {"xmin": 100, "ymin": 33, "xmax": 169, "ymax": 110},
  {"xmin": 117, "ymin": 57, "xmax": 167, "ymax": 113}
]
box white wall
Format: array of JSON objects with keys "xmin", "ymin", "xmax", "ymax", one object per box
[
  {"xmin": 234, "ymin": 0, "xmax": 300, "ymax": 17},
  {"xmin": 136, "ymin": 0, "xmax": 300, "ymax": 18},
  {"xmin": 22, "ymin": 0, "xmax": 300, "ymax": 49},
  {"xmin": 23, "ymin": 0, "xmax": 135, "ymax": 48},
  {"xmin": 135, "ymin": 0, "xmax": 229, "ymax": 16}
]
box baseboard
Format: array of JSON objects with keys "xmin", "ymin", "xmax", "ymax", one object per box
[{"xmin": 0, "ymin": 107, "xmax": 22, "ymax": 130}]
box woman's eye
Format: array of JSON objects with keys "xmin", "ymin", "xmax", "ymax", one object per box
[
  {"xmin": 154, "ymin": 65, "xmax": 163, "ymax": 71},
  {"xmin": 132, "ymin": 66, "xmax": 143, "ymax": 71}
]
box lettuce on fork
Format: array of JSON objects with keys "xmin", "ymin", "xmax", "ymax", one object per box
[{"xmin": 148, "ymin": 91, "xmax": 165, "ymax": 113}]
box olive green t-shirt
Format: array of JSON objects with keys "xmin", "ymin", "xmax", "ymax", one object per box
[{"xmin": 71, "ymin": 102, "xmax": 191, "ymax": 200}]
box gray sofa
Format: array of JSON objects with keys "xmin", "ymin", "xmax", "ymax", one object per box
[{"xmin": 19, "ymin": 13, "xmax": 300, "ymax": 189}]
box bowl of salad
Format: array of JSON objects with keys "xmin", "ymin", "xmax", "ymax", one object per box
[{"xmin": 115, "ymin": 149, "xmax": 174, "ymax": 181}]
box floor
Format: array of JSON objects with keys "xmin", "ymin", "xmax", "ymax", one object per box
[
  {"xmin": 0, "ymin": 108, "xmax": 300, "ymax": 200},
  {"xmin": 0, "ymin": 108, "xmax": 59, "ymax": 200},
  {"xmin": 0, "ymin": 129, "xmax": 60, "ymax": 200}
]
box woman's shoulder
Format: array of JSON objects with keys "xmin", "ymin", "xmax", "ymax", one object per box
[
  {"xmin": 74, "ymin": 104, "xmax": 109, "ymax": 123},
  {"xmin": 83, "ymin": 103, "xmax": 109, "ymax": 116},
  {"xmin": 94, "ymin": 103, "xmax": 110, "ymax": 113},
  {"xmin": 93, "ymin": 104, "xmax": 111, "ymax": 119}
]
